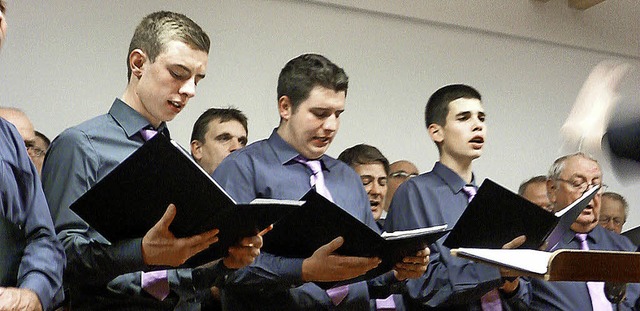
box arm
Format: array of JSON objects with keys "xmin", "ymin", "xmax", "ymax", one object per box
[{"xmin": 0, "ymin": 124, "xmax": 65, "ymax": 311}]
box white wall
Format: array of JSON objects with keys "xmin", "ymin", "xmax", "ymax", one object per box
[{"xmin": 1, "ymin": 0, "xmax": 639, "ymax": 229}]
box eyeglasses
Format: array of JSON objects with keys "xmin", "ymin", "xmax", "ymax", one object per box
[
  {"xmin": 389, "ymin": 171, "xmax": 419, "ymax": 179},
  {"xmin": 24, "ymin": 140, "xmax": 46, "ymax": 158},
  {"xmin": 555, "ymin": 178, "xmax": 608, "ymax": 194},
  {"xmin": 598, "ymin": 216, "xmax": 625, "ymax": 227}
]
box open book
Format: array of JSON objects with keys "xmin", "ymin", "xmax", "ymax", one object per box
[
  {"xmin": 443, "ymin": 178, "xmax": 600, "ymax": 251},
  {"xmin": 262, "ymin": 190, "xmax": 449, "ymax": 285},
  {"xmin": 451, "ymin": 248, "xmax": 640, "ymax": 282},
  {"xmin": 70, "ymin": 134, "xmax": 298, "ymax": 267}
]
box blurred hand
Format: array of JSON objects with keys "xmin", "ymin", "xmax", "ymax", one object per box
[
  {"xmin": 302, "ymin": 237, "xmax": 381, "ymax": 282},
  {"xmin": 142, "ymin": 204, "xmax": 220, "ymax": 266},
  {"xmin": 561, "ymin": 61, "xmax": 630, "ymax": 154}
]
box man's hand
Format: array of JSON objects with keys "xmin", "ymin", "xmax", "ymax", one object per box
[
  {"xmin": 561, "ymin": 61, "xmax": 630, "ymax": 154},
  {"xmin": 393, "ymin": 248, "xmax": 430, "ymax": 281},
  {"xmin": 223, "ymin": 235, "xmax": 263, "ymax": 269},
  {"xmin": 0, "ymin": 287, "xmax": 42, "ymax": 311},
  {"xmin": 142, "ymin": 204, "xmax": 220, "ymax": 266},
  {"xmin": 301, "ymin": 237, "xmax": 381, "ymax": 282},
  {"xmin": 498, "ymin": 235, "xmax": 526, "ymax": 293}
]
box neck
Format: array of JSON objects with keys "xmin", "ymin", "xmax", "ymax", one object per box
[
  {"xmin": 121, "ymin": 83, "xmax": 161, "ymax": 128},
  {"xmin": 440, "ymin": 154, "xmax": 474, "ymax": 183},
  {"xmin": 570, "ymin": 221, "xmax": 597, "ymax": 234}
]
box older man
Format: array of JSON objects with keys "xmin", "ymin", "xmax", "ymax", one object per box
[{"xmin": 505, "ymin": 152, "xmax": 640, "ymax": 310}]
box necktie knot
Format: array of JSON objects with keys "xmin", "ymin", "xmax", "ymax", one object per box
[
  {"xmin": 140, "ymin": 127, "xmax": 158, "ymax": 141},
  {"xmin": 575, "ymin": 233, "xmax": 590, "ymax": 250},
  {"xmin": 462, "ymin": 184, "xmax": 477, "ymax": 203},
  {"xmin": 294, "ymin": 156, "xmax": 333, "ymax": 202}
]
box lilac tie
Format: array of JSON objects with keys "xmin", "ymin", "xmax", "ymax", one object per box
[
  {"xmin": 141, "ymin": 270, "xmax": 169, "ymax": 301},
  {"xmin": 296, "ymin": 156, "xmax": 351, "ymax": 305},
  {"xmin": 575, "ymin": 233, "xmax": 613, "ymax": 311},
  {"xmin": 296, "ymin": 156, "xmax": 334, "ymax": 202},
  {"xmin": 462, "ymin": 185, "xmax": 502, "ymax": 311},
  {"xmin": 139, "ymin": 127, "xmax": 170, "ymax": 301},
  {"xmin": 376, "ymin": 295, "xmax": 396, "ymax": 310},
  {"xmin": 140, "ymin": 128, "xmax": 158, "ymax": 141}
]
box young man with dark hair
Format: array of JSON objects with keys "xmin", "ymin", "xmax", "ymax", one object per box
[
  {"xmin": 214, "ymin": 53, "xmax": 429, "ymax": 310},
  {"xmin": 190, "ymin": 107, "xmax": 248, "ymax": 175},
  {"xmin": 42, "ymin": 11, "xmax": 262, "ymax": 310},
  {"xmin": 385, "ymin": 84, "xmax": 524, "ymax": 310}
]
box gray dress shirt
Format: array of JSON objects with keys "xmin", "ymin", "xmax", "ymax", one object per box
[
  {"xmin": 213, "ymin": 129, "xmax": 403, "ymax": 310},
  {"xmin": 384, "ymin": 162, "xmax": 504, "ymax": 310},
  {"xmin": 41, "ymin": 99, "xmax": 225, "ymax": 310}
]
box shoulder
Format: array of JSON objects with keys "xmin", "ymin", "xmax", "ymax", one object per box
[{"xmin": 596, "ymin": 226, "xmax": 637, "ymax": 251}]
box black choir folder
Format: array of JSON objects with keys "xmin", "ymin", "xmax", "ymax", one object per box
[
  {"xmin": 443, "ymin": 179, "xmax": 600, "ymax": 251},
  {"xmin": 622, "ymin": 226, "xmax": 640, "ymax": 246},
  {"xmin": 262, "ymin": 190, "xmax": 449, "ymax": 284},
  {"xmin": 451, "ymin": 248, "xmax": 640, "ymax": 282},
  {"xmin": 69, "ymin": 134, "xmax": 298, "ymax": 267}
]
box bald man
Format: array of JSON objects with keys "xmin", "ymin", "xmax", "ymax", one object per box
[
  {"xmin": 383, "ymin": 160, "xmax": 419, "ymax": 215},
  {"xmin": 0, "ymin": 107, "xmax": 45, "ymax": 174}
]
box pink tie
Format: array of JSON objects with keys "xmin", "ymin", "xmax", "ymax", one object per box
[
  {"xmin": 575, "ymin": 233, "xmax": 613, "ymax": 311},
  {"xmin": 296, "ymin": 157, "xmax": 334, "ymax": 202},
  {"xmin": 462, "ymin": 185, "xmax": 502, "ymax": 311}
]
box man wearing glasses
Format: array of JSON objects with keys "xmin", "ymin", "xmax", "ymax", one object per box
[
  {"xmin": 599, "ymin": 192, "xmax": 628, "ymax": 235},
  {"xmin": 504, "ymin": 152, "xmax": 640, "ymax": 310},
  {"xmin": 382, "ymin": 160, "xmax": 419, "ymax": 218}
]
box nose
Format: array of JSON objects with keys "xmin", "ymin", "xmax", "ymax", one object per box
[
  {"xmin": 370, "ymin": 181, "xmax": 384, "ymax": 196},
  {"xmin": 228, "ymin": 138, "xmax": 242, "ymax": 152},
  {"xmin": 179, "ymin": 77, "xmax": 197, "ymax": 99},
  {"xmin": 323, "ymin": 114, "xmax": 338, "ymax": 132},
  {"xmin": 472, "ymin": 116, "xmax": 484, "ymax": 132}
]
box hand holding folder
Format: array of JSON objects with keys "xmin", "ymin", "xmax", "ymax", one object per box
[{"xmin": 70, "ymin": 134, "xmax": 298, "ymax": 267}]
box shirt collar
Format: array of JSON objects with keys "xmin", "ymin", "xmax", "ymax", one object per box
[
  {"xmin": 267, "ymin": 129, "xmax": 333, "ymax": 171},
  {"xmin": 563, "ymin": 223, "xmax": 603, "ymax": 246},
  {"xmin": 108, "ymin": 98, "xmax": 168, "ymax": 139},
  {"xmin": 432, "ymin": 161, "xmax": 476, "ymax": 195}
]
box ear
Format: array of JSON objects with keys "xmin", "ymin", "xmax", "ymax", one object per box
[
  {"xmin": 546, "ymin": 179, "xmax": 557, "ymax": 204},
  {"xmin": 129, "ymin": 49, "xmax": 147, "ymax": 80},
  {"xmin": 278, "ymin": 96, "xmax": 293, "ymax": 121},
  {"xmin": 428, "ymin": 123, "xmax": 443, "ymax": 143},
  {"xmin": 190, "ymin": 140, "xmax": 203, "ymax": 161}
]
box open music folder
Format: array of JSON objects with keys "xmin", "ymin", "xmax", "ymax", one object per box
[
  {"xmin": 262, "ymin": 189, "xmax": 449, "ymax": 285},
  {"xmin": 69, "ymin": 134, "xmax": 298, "ymax": 267},
  {"xmin": 451, "ymin": 248, "xmax": 640, "ymax": 282},
  {"xmin": 443, "ymin": 178, "xmax": 600, "ymax": 251}
]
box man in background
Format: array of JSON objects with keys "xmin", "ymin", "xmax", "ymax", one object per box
[
  {"xmin": 0, "ymin": 107, "xmax": 48, "ymax": 175},
  {"xmin": 599, "ymin": 191, "xmax": 628, "ymax": 234},
  {"xmin": 518, "ymin": 175, "xmax": 553, "ymax": 212},
  {"xmin": 190, "ymin": 107, "xmax": 248, "ymax": 175},
  {"xmin": 505, "ymin": 153, "xmax": 640, "ymax": 309},
  {"xmin": 382, "ymin": 160, "xmax": 419, "ymax": 219},
  {"xmin": 0, "ymin": 2, "xmax": 65, "ymax": 310}
]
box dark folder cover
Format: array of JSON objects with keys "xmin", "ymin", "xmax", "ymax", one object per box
[
  {"xmin": 262, "ymin": 190, "xmax": 449, "ymax": 283},
  {"xmin": 0, "ymin": 216, "xmax": 24, "ymax": 286},
  {"xmin": 69, "ymin": 134, "xmax": 297, "ymax": 267},
  {"xmin": 443, "ymin": 178, "xmax": 600, "ymax": 250},
  {"xmin": 622, "ymin": 226, "xmax": 640, "ymax": 247}
]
